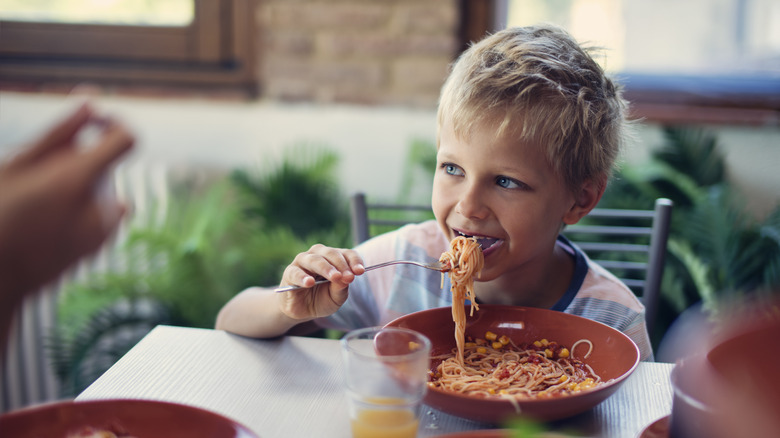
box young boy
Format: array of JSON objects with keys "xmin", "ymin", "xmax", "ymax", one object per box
[{"xmin": 216, "ymin": 25, "xmax": 653, "ymax": 361}]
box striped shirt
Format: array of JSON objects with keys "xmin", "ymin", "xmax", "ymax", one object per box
[{"xmin": 317, "ymin": 220, "xmax": 654, "ymax": 361}]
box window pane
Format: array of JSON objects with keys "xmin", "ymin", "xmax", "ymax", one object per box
[
  {"xmin": 506, "ymin": 0, "xmax": 780, "ymax": 77},
  {"xmin": 0, "ymin": 0, "xmax": 194, "ymax": 27}
]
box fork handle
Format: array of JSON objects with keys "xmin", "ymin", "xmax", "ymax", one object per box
[
  {"xmin": 273, "ymin": 262, "xmax": 390, "ymax": 293},
  {"xmin": 273, "ymin": 260, "xmax": 440, "ymax": 293},
  {"xmin": 274, "ymin": 278, "xmax": 331, "ymax": 293}
]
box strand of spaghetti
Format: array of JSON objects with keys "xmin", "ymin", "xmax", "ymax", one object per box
[
  {"xmin": 570, "ymin": 339, "xmax": 594, "ymax": 359},
  {"xmin": 439, "ymin": 236, "xmax": 484, "ymax": 364}
]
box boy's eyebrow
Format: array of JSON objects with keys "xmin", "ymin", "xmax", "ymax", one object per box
[{"xmin": 434, "ymin": 149, "xmax": 458, "ymax": 161}]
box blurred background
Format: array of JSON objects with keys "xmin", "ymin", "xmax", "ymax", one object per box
[{"xmin": 1, "ymin": 0, "xmax": 778, "ymax": 414}]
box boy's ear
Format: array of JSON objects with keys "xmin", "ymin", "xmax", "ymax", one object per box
[{"xmin": 563, "ymin": 178, "xmax": 606, "ymax": 225}]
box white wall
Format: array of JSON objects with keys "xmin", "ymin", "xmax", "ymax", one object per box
[
  {"xmin": 0, "ymin": 92, "xmax": 438, "ymax": 204},
  {"xmin": 629, "ymin": 123, "xmax": 780, "ymax": 220},
  {"xmin": 2, "ymin": 91, "xmax": 778, "ymax": 218}
]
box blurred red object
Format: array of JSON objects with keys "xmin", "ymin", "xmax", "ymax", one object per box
[{"xmin": 669, "ymin": 297, "xmax": 780, "ymax": 438}]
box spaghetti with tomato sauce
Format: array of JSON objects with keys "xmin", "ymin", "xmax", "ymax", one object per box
[{"xmin": 429, "ymin": 333, "xmax": 604, "ymax": 400}]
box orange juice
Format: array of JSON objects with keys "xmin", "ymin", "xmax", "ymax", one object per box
[
  {"xmin": 349, "ymin": 397, "xmax": 419, "ymax": 438},
  {"xmin": 350, "ymin": 408, "xmax": 418, "ymax": 438}
]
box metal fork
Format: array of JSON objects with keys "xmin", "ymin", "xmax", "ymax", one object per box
[{"xmin": 273, "ymin": 259, "xmax": 450, "ymax": 293}]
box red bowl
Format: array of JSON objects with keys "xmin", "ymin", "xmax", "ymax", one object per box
[
  {"xmin": 385, "ymin": 305, "xmax": 640, "ymax": 423},
  {"xmin": 0, "ymin": 399, "xmax": 258, "ymax": 438},
  {"xmin": 669, "ymin": 313, "xmax": 780, "ymax": 438}
]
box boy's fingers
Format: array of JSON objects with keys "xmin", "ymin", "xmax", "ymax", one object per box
[
  {"xmin": 298, "ymin": 251, "xmax": 345, "ymax": 280},
  {"xmin": 282, "ymin": 265, "xmax": 320, "ymax": 290},
  {"xmin": 343, "ymin": 251, "xmax": 365, "ymax": 274},
  {"xmin": 320, "ymin": 248, "xmax": 360, "ymax": 275}
]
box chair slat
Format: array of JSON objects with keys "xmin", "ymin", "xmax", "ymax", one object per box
[
  {"xmin": 595, "ymin": 260, "xmax": 648, "ymax": 271},
  {"xmin": 620, "ymin": 278, "xmax": 645, "ymax": 289}
]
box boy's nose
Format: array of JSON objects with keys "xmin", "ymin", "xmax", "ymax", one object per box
[{"xmin": 455, "ymin": 186, "xmax": 490, "ymax": 220}]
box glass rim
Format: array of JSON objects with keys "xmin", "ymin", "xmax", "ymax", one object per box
[{"xmin": 341, "ymin": 326, "xmax": 432, "ymax": 360}]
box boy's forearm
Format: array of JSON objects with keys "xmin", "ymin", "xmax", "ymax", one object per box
[{"xmin": 215, "ymin": 287, "xmax": 308, "ymax": 338}]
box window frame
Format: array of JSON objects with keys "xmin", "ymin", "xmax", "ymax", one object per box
[
  {"xmin": 465, "ymin": 0, "xmax": 779, "ymax": 127},
  {"xmin": 0, "ymin": 0, "xmax": 257, "ymax": 95}
]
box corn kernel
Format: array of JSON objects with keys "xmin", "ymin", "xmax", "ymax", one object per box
[
  {"xmin": 540, "ymin": 339, "xmax": 549, "ymax": 346},
  {"xmin": 477, "ymin": 347, "xmax": 487, "ymax": 354},
  {"xmin": 488, "ymin": 388, "xmax": 496, "ymax": 395},
  {"xmin": 465, "ymin": 342, "xmax": 476, "ymax": 348},
  {"xmin": 498, "ymin": 335, "xmax": 510, "ymax": 345},
  {"xmin": 558, "ymin": 376, "xmax": 567, "ymax": 383},
  {"xmin": 533, "ymin": 341, "xmax": 542, "ymax": 348},
  {"xmin": 485, "ymin": 331, "xmax": 498, "ymax": 341},
  {"xmin": 559, "ymin": 348, "xmax": 570, "ymax": 358},
  {"xmin": 544, "ymin": 348, "xmax": 553, "ymax": 358},
  {"xmin": 499, "ymin": 390, "xmax": 508, "ymax": 395},
  {"xmin": 476, "ymin": 338, "xmax": 487, "ymax": 345},
  {"xmin": 492, "ymin": 341, "xmax": 503, "ymax": 350},
  {"xmin": 408, "ymin": 341, "xmax": 420, "ymax": 351}
]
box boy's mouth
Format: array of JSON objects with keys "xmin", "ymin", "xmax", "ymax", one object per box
[{"xmin": 454, "ymin": 230, "xmax": 503, "ymax": 254}]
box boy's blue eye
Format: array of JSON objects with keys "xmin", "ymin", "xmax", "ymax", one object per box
[
  {"xmin": 442, "ymin": 164, "xmax": 463, "ymax": 176},
  {"xmin": 496, "ymin": 176, "xmax": 521, "ymax": 189}
]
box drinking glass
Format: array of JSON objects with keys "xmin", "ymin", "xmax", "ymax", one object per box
[{"xmin": 341, "ymin": 326, "xmax": 432, "ymax": 438}]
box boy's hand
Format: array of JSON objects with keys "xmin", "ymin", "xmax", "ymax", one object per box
[{"xmin": 276, "ymin": 244, "xmax": 365, "ymax": 320}]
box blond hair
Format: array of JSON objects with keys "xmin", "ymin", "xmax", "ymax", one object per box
[{"xmin": 437, "ymin": 25, "xmax": 630, "ymax": 193}]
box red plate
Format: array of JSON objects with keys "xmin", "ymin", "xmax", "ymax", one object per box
[{"xmin": 0, "ymin": 399, "xmax": 258, "ymax": 438}]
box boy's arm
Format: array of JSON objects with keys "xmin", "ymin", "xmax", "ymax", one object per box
[
  {"xmin": 215, "ymin": 287, "xmax": 311, "ymax": 338},
  {"xmin": 215, "ymin": 244, "xmax": 365, "ymax": 338}
]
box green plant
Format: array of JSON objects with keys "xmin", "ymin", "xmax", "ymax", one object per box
[
  {"xmin": 398, "ymin": 138, "xmax": 437, "ymax": 204},
  {"xmin": 601, "ymin": 127, "xmax": 780, "ymax": 341},
  {"xmin": 49, "ymin": 298, "xmax": 172, "ymax": 396},
  {"xmin": 231, "ymin": 144, "xmax": 349, "ymax": 241}
]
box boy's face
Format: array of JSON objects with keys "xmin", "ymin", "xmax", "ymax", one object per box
[{"xmin": 432, "ymin": 119, "xmax": 583, "ymax": 282}]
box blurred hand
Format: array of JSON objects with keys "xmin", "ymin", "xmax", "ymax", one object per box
[{"xmin": 0, "ymin": 103, "xmax": 135, "ymax": 305}]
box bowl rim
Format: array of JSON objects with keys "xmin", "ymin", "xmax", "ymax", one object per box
[{"xmin": 0, "ymin": 398, "xmax": 258, "ymax": 437}]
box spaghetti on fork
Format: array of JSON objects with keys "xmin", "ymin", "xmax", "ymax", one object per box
[{"xmin": 439, "ymin": 236, "xmax": 484, "ymax": 364}]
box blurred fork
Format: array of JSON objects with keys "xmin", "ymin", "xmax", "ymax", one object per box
[{"xmin": 274, "ymin": 259, "xmax": 452, "ymax": 293}]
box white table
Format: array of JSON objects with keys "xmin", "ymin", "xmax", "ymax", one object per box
[{"xmin": 77, "ymin": 325, "xmax": 673, "ymax": 437}]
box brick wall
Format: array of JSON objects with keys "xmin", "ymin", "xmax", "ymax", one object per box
[{"xmin": 256, "ymin": 0, "xmax": 461, "ymax": 108}]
